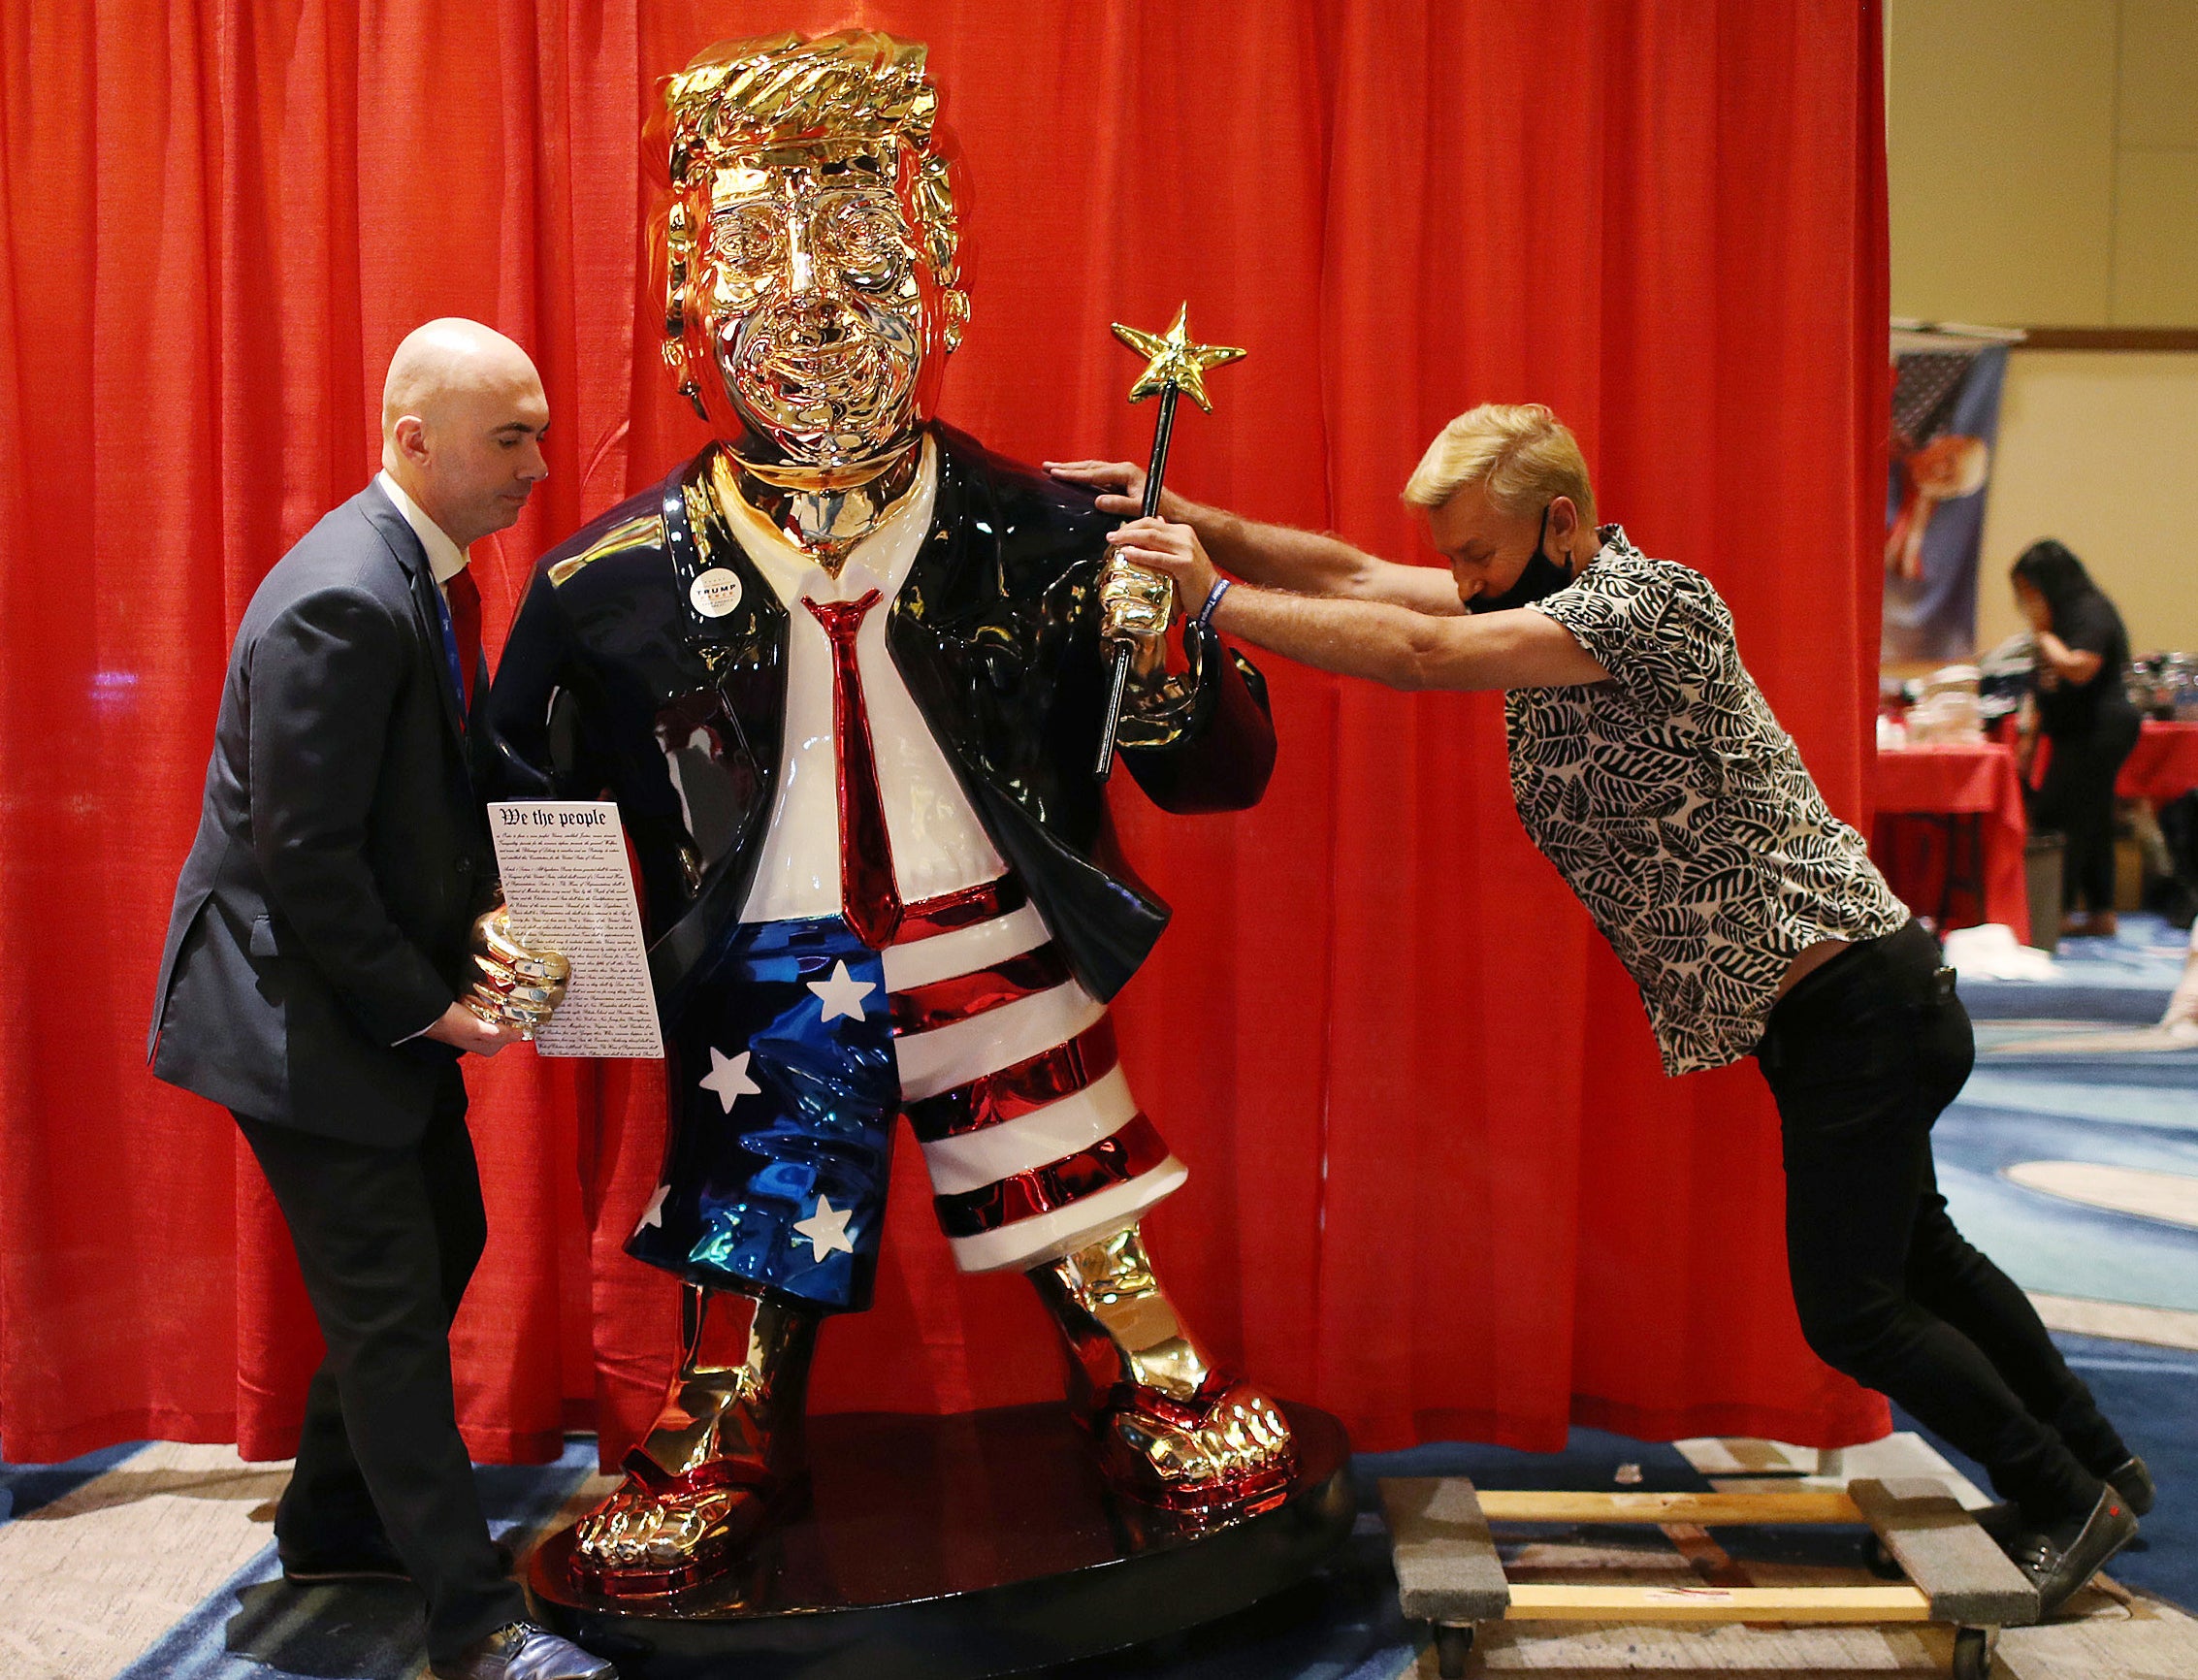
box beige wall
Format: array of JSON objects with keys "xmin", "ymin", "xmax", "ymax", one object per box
[
  {"xmin": 1890, "ymin": 3, "xmax": 2198, "ymax": 661},
  {"xmin": 1889, "ymin": 0, "xmax": 2198, "ymax": 327},
  {"xmin": 1978, "ymin": 350, "xmax": 2198, "ymax": 655}
]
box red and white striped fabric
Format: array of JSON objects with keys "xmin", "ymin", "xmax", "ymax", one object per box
[{"xmin": 884, "ymin": 879, "xmax": 1185, "ymax": 1274}]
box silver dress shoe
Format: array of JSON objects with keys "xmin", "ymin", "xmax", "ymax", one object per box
[{"xmin": 430, "ymin": 1621, "xmax": 617, "ymax": 1680}]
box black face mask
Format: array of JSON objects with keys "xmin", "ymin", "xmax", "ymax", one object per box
[{"xmin": 1467, "ymin": 504, "xmax": 1572, "ymax": 614}]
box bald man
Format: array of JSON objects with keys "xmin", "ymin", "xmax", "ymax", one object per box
[{"xmin": 150, "ymin": 321, "xmax": 612, "ymax": 1678}]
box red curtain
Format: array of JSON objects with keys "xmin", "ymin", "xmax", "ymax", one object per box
[{"xmin": 0, "ymin": 0, "xmax": 1891, "ymax": 1467}]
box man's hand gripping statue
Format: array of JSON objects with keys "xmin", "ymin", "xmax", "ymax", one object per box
[{"xmin": 476, "ymin": 30, "xmax": 1293, "ymax": 1599}]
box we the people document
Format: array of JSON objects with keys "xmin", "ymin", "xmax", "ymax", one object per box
[{"xmin": 486, "ymin": 801, "xmax": 664, "ymax": 1058}]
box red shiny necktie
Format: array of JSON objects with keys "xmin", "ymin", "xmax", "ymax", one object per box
[
  {"xmin": 804, "ymin": 591, "xmax": 903, "ymax": 949},
  {"xmin": 447, "ymin": 566, "xmax": 483, "ymax": 712}
]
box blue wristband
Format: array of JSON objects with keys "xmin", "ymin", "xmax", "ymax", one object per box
[{"xmin": 1195, "ymin": 577, "xmax": 1231, "ymax": 628}]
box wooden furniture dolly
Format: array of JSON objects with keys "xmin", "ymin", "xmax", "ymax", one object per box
[{"xmin": 1382, "ymin": 1476, "xmax": 2040, "ymax": 1680}]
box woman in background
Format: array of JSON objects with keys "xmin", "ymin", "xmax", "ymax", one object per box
[{"xmin": 2013, "ymin": 541, "xmax": 2142, "ymax": 938}]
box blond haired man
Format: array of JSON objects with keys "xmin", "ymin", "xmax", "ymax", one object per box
[{"xmin": 1050, "ymin": 404, "xmax": 2150, "ymax": 1615}]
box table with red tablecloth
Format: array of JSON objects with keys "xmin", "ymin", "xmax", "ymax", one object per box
[
  {"xmin": 2117, "ymin": 720, "xmax": 2198, "ymax": 805},
  {"xmin": 1871, "ymin": 741, "xmax": 2030, "ymax": 943}
]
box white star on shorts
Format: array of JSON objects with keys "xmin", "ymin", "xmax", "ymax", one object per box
[
  {"xmin": 792, "ymin": 1194, "xmax": 857, "ymax": 1262},
  {"xmin": 807, "ymin": 960, "xmax": 876, "ymax": 1023},
  {"xmin": 634, "ymin": 1183, "xmax": 669, "ymax": 1235},
  {"xmin": 698, "ymin": 1047, "xmax": 760, "ymax": 1113}
]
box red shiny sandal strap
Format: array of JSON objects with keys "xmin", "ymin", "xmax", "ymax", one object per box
[
  {"xmin": 619, "ymin": 1448, "xmax": 778, "ymax": 1499},
  {"xmin": 1096, "ymin": 1367, "xmax": 1243, "ymax": 1433}
]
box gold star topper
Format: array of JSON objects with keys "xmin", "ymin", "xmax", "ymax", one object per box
[{"xmin": 1111, "ymin": 304, "xmax": 1246, "ymax": 412}]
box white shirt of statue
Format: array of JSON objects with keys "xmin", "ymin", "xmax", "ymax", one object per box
[{"xmin": 724, "ymin": 438, "xmax": 1010, "ymax": 926}]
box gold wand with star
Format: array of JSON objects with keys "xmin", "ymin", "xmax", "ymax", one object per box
[{"xmin": 1093, "ymin": 304, "xmax": 1247, "ymax": 778}]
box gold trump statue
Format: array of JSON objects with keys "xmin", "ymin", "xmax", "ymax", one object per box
[{"xmin": 476, "ymin": 30, "xmax": 1294, "ymax": 1599}]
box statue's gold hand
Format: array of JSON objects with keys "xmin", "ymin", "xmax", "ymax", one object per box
[
  {"xmin": 463, "ymin": 903, "xmax": 571, "ymax": 1039},
  {"xmin": 1099, "ymin": 555, "xmax": 1175, "ymax": 685}
]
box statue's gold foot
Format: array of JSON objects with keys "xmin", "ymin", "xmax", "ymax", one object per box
[
  {"xmin": 1030, "ymin": 1223, "xmax": 1297, "ymax": 1517},
  {"xmin": 1082, "ymin": 1371, "xmax": 1297, "ymax": 1515},
  {"xmin": 568, "ymin": 1284, "xmax": 818, "ymax": 1598},
  {"xmin": 570, "ymin": 1450, "xmax": 800, "ymax": 1599}
]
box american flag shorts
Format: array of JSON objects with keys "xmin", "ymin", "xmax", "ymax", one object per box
[{"xmin": 630, "ymin": 877, "xmax": 1184, "ymax": 1311}]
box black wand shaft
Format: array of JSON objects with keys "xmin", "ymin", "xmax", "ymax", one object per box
[
  {"xmin": 1094, "ymin": 384, "xmax": 1181, "ymax": 779},
  {"xmin": 1139, "ymin": 385, "xmax": 1179, "ymax": 517}
]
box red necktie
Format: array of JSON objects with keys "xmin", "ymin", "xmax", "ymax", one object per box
[
  {"xmin": 447, "ymin": 567, "xmax": 483, "ymax": 712},
  {"xmin": 804, "ymin": 592, "xmax": 903, "ymax": 950}
]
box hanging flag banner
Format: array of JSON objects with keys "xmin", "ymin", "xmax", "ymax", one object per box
[{"xmin": 1884, "ymin": 338, "xmax": 2009, "ymax": 664}]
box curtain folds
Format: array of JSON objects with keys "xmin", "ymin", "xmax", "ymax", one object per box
[{"xmin": 0, "ymin": 0, "xmax": 1891, "ymax": 1467}]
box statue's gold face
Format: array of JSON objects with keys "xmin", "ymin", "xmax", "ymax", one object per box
[{"xmin": 679, "ymin": 145, "xmax": 944, "ymax": 477}]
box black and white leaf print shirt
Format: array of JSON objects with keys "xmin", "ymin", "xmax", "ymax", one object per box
[{"xmin": 1513, "ymin": 528, "xmax": 1909, "ymax": 1076}]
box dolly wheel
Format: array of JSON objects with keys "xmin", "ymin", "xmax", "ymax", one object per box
[
  {"xmin": 1952, "ymin": 1625, "xmax": 1991, "ymax": 1680},
  {"xmin": 1433, "ymin": 1622, "xmax": 1475, "ymax": 1678}
]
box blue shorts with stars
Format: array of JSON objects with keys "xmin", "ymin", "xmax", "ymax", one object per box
[{"xmin": 628, "ymin": 915, "xmax": 895, "ymax": 1313}]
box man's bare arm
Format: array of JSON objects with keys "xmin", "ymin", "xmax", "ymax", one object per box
[
  {"xmin": 1194, "ymin": 501, "xmax": 1465, "ymax": 615},
  {"xmin": 1046, "ymin": 459, "xmax": 1462, "ymax": 615},
  {"xmin": 1209, "ymin": 584, "xmax": 1608, "ymax": 693},
  {"xmin": 1102, "ymin": 512, "xmax": 1609, "ymax": 694}
]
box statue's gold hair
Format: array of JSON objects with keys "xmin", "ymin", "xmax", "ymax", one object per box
[{"xmin": 654, "ymin": 30, "xmax": 959, "ymax": 288}]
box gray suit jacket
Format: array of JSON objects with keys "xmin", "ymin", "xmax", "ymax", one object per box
[{"xmin": 148, "ymin": 482, "xmax": 495, "ymax": 1143}]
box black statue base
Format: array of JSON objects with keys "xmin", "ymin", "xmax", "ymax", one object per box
[{"xmin": 528, "ymin": 1402, "xmax": 1353, "ymax": 1679}]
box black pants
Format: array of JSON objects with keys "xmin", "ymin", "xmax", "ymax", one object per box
[
  {"xmin": 2031, "ymin": 709, "xmax": 2141, "ymax": 912},
  {"xmin": 236, "ymin": 1078, "xmax": 526, "ymax": 1662},
  {"xmin": 1755, "ymin": 921, "xmax": 2124, "ymax": 1528}
]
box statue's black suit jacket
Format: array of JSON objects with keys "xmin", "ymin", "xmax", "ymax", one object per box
[
  {"xmin": 148, "ymin": 481, "xmax": 494, "ymax": 1143},
  {"xmin": 476, "ymin": 426, "xmax": 1275, "ymax": 1021}
]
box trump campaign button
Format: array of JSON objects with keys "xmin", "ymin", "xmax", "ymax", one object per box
[{"xmin": 690, "ymin": 568, "xmax": 744, "ymax": 619}]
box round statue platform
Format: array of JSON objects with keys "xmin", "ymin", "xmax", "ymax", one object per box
[{"xmin": 528, "ymin": 1401, "xmax": 1353, "ymax": 1679}]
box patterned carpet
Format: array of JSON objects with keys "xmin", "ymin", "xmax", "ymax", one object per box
[{"xmin": 6, "ymin": 918, "xmax": 2192, "ymax": 1678}]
